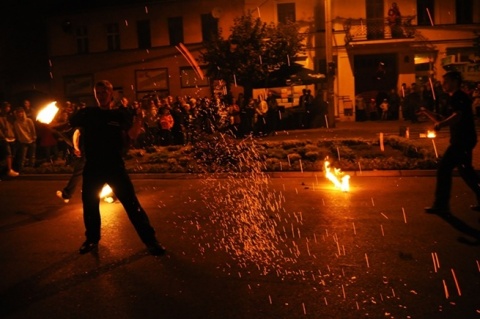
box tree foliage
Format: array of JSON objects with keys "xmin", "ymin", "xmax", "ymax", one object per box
[{"xmin": 200, "ymin": 12, "xmax": 305, "ymax": 98}]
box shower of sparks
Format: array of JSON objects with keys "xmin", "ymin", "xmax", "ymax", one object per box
[{"xmin": 193, "ymin": 132, "xmax": 298, "ymax": 271}]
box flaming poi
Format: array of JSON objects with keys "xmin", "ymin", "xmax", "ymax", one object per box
[
  {"xmin": 36, "ymin": 101, "xmax": 59, "ymax": 124},
  {"xmin": 324, "ymin": 158, "xmax": 350, "ymax": 192},
  {"xmin": 99, "ymin": 184, "xmax": 115, "ymax": 203}
]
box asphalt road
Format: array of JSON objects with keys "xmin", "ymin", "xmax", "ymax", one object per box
[{"xmin": 1, "ymin": 175, "xmax": 480, "ymax": 319}]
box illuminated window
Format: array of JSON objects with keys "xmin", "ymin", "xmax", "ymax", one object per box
[
  {"xmin": 168, "ymin": 17, "xmax": 184, "ymax": 45},
  {"xmin": 277, "ymin": 3, "xmax": 296, "ymax": 24},
  {"xmin": 137, "ymin": 20, "xmax": 151, "ymax": 49},
  {"xmin": 75, "ymin": 26, "xmax": 89, "ymax": 54},
  {"xmin": 106, "ymin": 23, "xmax": 120, "ymax": 51}
]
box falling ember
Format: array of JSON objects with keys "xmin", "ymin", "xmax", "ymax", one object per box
[
  {"xmin": 324, "ymin": 159, "xmax": 350, "ymax": 192},
  {"xmin": 36, "ymin": 101, "xmax": 59, "ymax": 124},
  {"xmin": 442, "ymin": 279, "xmax": 450, "ymax": 299},
  {"xmin": 451, "ymin": 269, "xmax": 462, "ymax": 296}
]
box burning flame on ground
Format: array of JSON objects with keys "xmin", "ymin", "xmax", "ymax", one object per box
[
  {"xmin": 324, "ymin": 159, "xmax": 350, "ymax": 192},
  {"xmin": 36, "ymin": 101, "xmax": 59, "ymax": 124},
  {"xmin": 99, "ymin": 184, "xmax": 115, "ymax": 203}
]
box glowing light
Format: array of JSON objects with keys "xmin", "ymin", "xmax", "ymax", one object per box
[
  {"xmin": 36, "ymin": 102, "xmax": 59, "ymax": 124},
  {"xmin": 99, "ymin": 184, "xmax": 114, "ymax": 203},
  {"xmin": 324, "ymin": 159, "xmax": 350, "ymax": 192},
  {"xmin": 427, "ymin": 130, "xmax": 436, "ymax": 138}
]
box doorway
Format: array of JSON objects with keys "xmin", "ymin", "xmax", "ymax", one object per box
[{"xmin": 354, "ymin": 53, "xmax": 398, "ymax": 95}]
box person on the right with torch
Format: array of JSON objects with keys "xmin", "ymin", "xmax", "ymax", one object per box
[{"xmin": 417, "ymin": 71, "xmax": 480, "ymax": 215}]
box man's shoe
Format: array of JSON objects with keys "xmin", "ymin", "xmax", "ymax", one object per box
[
  {"xmin": 470, "ymin": 205, "xmax": 480, "ymax": 212},
  {"xmin": 7, "ymin": 169, "xmax": 19, "ymax": 177},
  {"xmin": 79, "ymin": 241, "xmax": 98, "ymax": 254},
  {"xmin": 425, "ymin": 206, "xmax": 451, "ymax": 215},
  {"xmin": 56, "ymin": 190, "xmax": 70, "ymax": 203},
  {"xmin": 146, "ymin": 242, "xmax": 166, "ymax": 256}
]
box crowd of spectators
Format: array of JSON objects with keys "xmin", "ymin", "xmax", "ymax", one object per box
[
  {"xmin": 7, "ymin": 80, "xmax": 476, "ymax": 177},
  {"xmin": 1, "ymin": 91, "xmax": 327, "ymax": 176},
  {"xmin": 355, "ymin": 81, "xmax": 480, "ymax": 122}
]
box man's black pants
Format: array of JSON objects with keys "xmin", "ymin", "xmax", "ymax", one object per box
[
  {"xmin": 81, "ymin": 162, "xmax": 157, "ymax": 245},
  {"xmin": 434, "ymin": 144, "xmax": 480, "ymax": 208}
]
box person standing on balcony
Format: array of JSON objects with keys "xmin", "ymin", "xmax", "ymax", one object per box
[{"xmin": 388, "ymin": 2, "xmax": 403, "ymax": 38}]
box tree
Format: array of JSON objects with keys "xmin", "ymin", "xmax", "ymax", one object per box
[{"xmin": 200, "ymin": 12, "xmax": 305, "ymax": 99}]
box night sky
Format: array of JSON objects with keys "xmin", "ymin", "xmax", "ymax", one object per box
[{"xmin": 0, "ymin": 0, "xmax": 148, "ymax": 99}]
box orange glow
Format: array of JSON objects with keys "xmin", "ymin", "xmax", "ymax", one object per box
[
  {"xmin": 36, "ymin": 101, "xmax": 59, "ymax": 124},
  {"xmin": 324, "ymin": 160, "xmax": 350, "ymax": 192},
  {"xmin": 99, "ymin": 184, "xmax": 114, "ymax": 203},
  {"xmin": 427, "ymin": 130, "xmax": 436, "ymax": 138}
]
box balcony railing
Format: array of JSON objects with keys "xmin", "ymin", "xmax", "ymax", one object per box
[{"xmin": 342, "ymin": 16, "xmax": 416, "ymax": 44}]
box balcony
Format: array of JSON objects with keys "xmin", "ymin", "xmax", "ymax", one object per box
[{"xmin": 341, "ymin": 16, "xmax": 416, "ymax": 45}]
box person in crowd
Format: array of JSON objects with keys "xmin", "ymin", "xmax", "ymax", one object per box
[
  {"xmin": 355, "ymin": 95, "xmax": 366, "ymax": 122},
  {"xmin": 56, "ymin": 127, "xmax": 84, "ymax": 203},
  {"xmin": 367, "ymin": 98, "xmax": 378, "ymax": 121},
  {"xmin": 0, "ymin": 101, "xmax": 19, "ymax": 176},
  {"xmin": 417, "ymin": 71, "xmax": 480, "ymax": 215},
  {"xmin": 54, "ymin": 110, "xmax": 72, "ymax": 161},
  {"xmin": 254, "ymin": 95, "xmax": 268, "ymax": 136},
  {"xmin": 65, "ymin": 80, "xmax": 165, "ymax": 255},
  {"xmin": 266, "ymin": 91, "xmax": 279, "ymax": 135},
  {"xmin": 387, "ymin": 88, "xmax": 401, "ymax": 120},
  {"xmin": 171, "ymin": 101, "xmax": 187, "ymax": 145},
  {"xmin": 241, "ymin": 97, "xmax": 256, "ymax": 137},
  {"xmin": 13, "ymin": 107, "xmax": 36, "ymax": 171},
  {"xmin": 421, "ymin": 83, "xmax": 435, "ymax": 112},
  {"xmin": 472, "ymin": 83, "xmax": 480, "ymax": 118},
  {"xmin": 22, "ymin": 99, "xmax": 34, "ymax": 119},
  {"xmin": 36, "ymin": 121, "xmax": 59, "ymax": 164},
  {"xmin": 299, "ymin": 89, "xmax": 314, "ymax": 128},
  {"xmin": 380, "ymin": 98, "xmax": 389, "ymax": 120},
  {"xmin": 144, "ymin": 102, "xmax": 160, "ymax": 146},
  {"xmin": 227, "ymin": 97, "xmax": 241, "ymax": 137},
  {"xmin": 158, "ymin": 106, "xmax": 174, "ymax": 146},
  {"xmin": 405, "ymin": 84, "xmax": 421, "ymax": 123}
]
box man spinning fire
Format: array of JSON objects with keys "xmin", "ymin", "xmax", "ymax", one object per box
[
  {"xmin": 417, "ymin": 71, "xmax": 480, "ymax": 215},
  {"xmin": 67, "ymin": 80, "xmax": 165, "ymax": 255}
]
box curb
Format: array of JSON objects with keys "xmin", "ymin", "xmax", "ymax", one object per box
[{"xmin": 5, "ymin": 170, "xmax": 445, "ymax": 181}]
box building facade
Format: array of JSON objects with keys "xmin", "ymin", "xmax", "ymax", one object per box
[
  {"xmin": 45, "ymin": 0, "xmax": 325, "ymax": 107},
  {"xmin": 46, "ymin": 0, "xmax": 244, "ymax": 105},
  {"xmin": 331, "ymin": 0, "xmax": 480, "ymax": 120},
  {"xmin": 17, "ymin": 0, "xmax": 480, "ymax": 119}
]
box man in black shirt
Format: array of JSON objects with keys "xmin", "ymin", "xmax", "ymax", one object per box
[
  {"xmin": 69, "ymin": 80, "xmax": 165, "ymax": 255},
  {"xmin": 419, "ymin": 71, "xmax": 480, "ymax": 215}
]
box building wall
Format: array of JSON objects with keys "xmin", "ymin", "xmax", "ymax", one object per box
[
  {"xmin": 47, "ymin": 0, "xmax": 244, "ymax": 103},
  {"xmin": 330, "ymin": 0, "xmax": 479, "ymax": 120}
]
